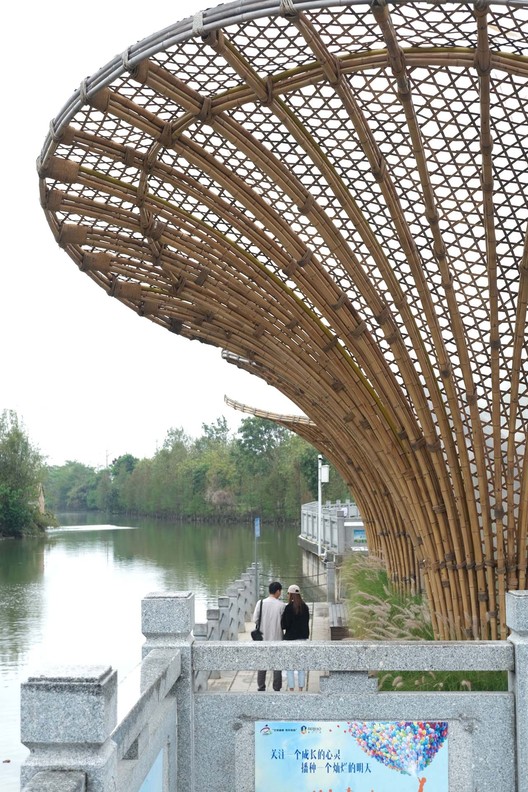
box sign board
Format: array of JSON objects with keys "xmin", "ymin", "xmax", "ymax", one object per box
[
  {"xmin": 254, "ymin": 516, "xmax": 261, "ymax": 538},
  {"xmin": 353, "ymin": 526, "xmax": 367, "ymax": 545},
  {"xmin": 255, "ymin": 720, "xmax": 448, "ymax": 791}
]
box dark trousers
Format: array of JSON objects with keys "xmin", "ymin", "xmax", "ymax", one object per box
[{"xmin": 257, "ymin": 669, "xmax": 282, "ymax": 691}]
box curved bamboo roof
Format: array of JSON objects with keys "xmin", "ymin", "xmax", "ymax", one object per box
[{"xmin": 38, "ymin": 0, "xmax": 528, "ymax": 639}]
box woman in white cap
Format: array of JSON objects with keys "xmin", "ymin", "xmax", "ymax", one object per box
[{"xmin": 281, "ymin": 584, "xmax": 310, "ymax": 691}]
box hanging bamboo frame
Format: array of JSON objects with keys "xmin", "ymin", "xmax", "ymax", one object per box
[{"xmin": 38, "ymin": 0, "xmax": 528, "ymax": 639}]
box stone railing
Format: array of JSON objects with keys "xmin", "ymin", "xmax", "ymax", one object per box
[
  {"xmin": 299, "ymin": 501, "xmax": 365, "ymax": 601},
  {"xmin": 300, "ymin": 500, "xmax": 364, "ymax": 555},
  {"xmin": 194, "ymin": 563, "xmax": 256, "ymax": 687},
  {"xmin": 20, "ymin": 590, "xmax": 528, "ymax": 792},
  {"xmin": 204, "ymin": 563, "xmax": 256, "ymax": 641}
]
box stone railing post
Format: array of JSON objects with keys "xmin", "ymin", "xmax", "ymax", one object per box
[
  {"xmin": 142, "ymin": 591, "xmax": 195, "ymax": 792},
  {"xmin": 506, "ymin": 590, "xmax": 528, "ymax": 792},
  {"xmin": 20, "ymin": 665, "xmax": 118, "ymax": 792},
  {"xmin": 324, "ymin": 507, "xmax": 333, "ymax": 549},
  {"xmin": 207, "ymin": 607, "xmax": 220, "ymax": 641},
  {"xmin": 230, "ymin": 581, "xmax": 241, "ymax": 633},
  {"xmin": 241, "ymin": 570, "xmax": 254, "ymax": 621},
  {"xmin": 326, "ymin": 560, "xmax": 336, "ymax": 604},
  {"xmin": 240, "ymin": 571, "xmax": 250, "ymax": 614},
  {"xmin": 232, "ymin": 580, "xmax": 246, "ymax": 633},
  {"xmin": 250, "ymin": 563, "xmax": 258, "ymax": 602},
  {"xmin": 336, "ymin": 513, "xmax": 346, "ymax": 554},
  {"xmin": 193, "ymin": 622, "xmax": 209, "ymax": 692},
  {"xmin": 206, "ymin": 608, "xmax": 221, "ymax": 679},
  {"xmin": 225, "ymin": 586, "xmax": 238, "ymax": 639},
  {"xmin": 250, "ymin": 561, "xmax": 259, "ymax": 603},
  {"xmin": 141, "ymin": 591, "xmax": 195, "ymax": 654},
  {"xmin": 218, "ymin": 595, "xmax": 230, "ymax": 640},
  {"xmin": 238, "ymin": 576, "xmax": 249, "ymax": 624},
  {"xmin": 344, "ymin": 520, "xmax": 354, "ymax": 550}
]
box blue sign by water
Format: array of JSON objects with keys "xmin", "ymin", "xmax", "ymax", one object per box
[{"xmin": 254, "ymin": 517, "xmax": 261, "ymax": 538}]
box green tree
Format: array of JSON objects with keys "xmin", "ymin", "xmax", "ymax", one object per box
[
  {"xmin": 236, "ymin": 417, "xmax": 289, "ymax": 474},
  {"xmin": 145, "ymin": 427, "xmax": 193, "ymax": 516},
  {"xmin": 195, "ymin": 416, "xmax": 230, "ymax": 449},
  {"xmin": 45, "ymin": 461, "xmax": 98, "ymax": 512},
  {"xmin": 299, "ymin": 446, "xmax": 351, "ymax": 503},
  {"xmin": 193, "ymin": 419, "xmax": 236, "ymax": 514},
  {"xmin": 162, "ymin": 426, "xmax": 191, "ymax": 453},
  {"xmin": 299, "ymin": 445, "xmax": 319, "ymax": 495},
  {"xmin": 104, "ymin": 454, "xmax": 139, "ymax": 512},
  {"xmin": 0, "ymin": 410, "xmax": 49, "ymax": 537},
  {"xmin": 122, "ymin": 458, "xmax": 154, "ymax": 514},
  {"xmin": 110, "ymin": 453, "xmax": 139, "ymax": 477},
  {"xmin": 41, "ymin": 414, "xmax": 351, "ymax": 522},
  {"xmin": 92, "ymin": 468, "xmax": 113, "ymax": 511},
  {"xmin": 234, "ymin": 417, "xmax": 296, "ymax": 519}
]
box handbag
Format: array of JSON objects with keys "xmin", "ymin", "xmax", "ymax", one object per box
[{"xmin": 251, "ymin": 599, "xmax": 263, "ymax": 641}]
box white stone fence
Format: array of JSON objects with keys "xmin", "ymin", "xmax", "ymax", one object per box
[
  {"xmin": 299, "ymin": 501, "xmax": 364, "ymax": 602},
  {"xmin": 194, "ymin": 563, "xmax": 256, "ymax": 687},
  {"xmin": 20, "ymin": 590, "xmax": 528, "ymax": 792},
  {"xmin": 300, "ymin": 500, "xmax": 364, "ymax": 555},
  {"xmin": 201, "ymin": 562, "xmax": 256, "ymax": 642}
]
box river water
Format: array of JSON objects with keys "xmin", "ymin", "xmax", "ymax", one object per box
[{"xmin": 0, "ymin": 514, "xmax": 307, "ymax": 792}]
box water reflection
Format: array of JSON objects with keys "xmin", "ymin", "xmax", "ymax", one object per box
[
  {"xmin": 0, "ymin": 541, "xmax": 45, "ymax": 671},
  {"xmin": 0, "ymin": 516, "xmax": 304, "ymax": 792}
]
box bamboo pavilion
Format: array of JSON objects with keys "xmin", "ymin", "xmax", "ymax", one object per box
[{"xmin": 38, "ymin": 0, "xmax": 528, "ymax": 640}]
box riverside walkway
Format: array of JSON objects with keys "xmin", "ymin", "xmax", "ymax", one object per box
[{"xmin": 207, "ymin": 601, "xmax": 330, "ymax": 693}]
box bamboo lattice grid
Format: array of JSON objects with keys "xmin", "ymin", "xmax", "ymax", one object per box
[{"xmin": 38, "ymin": 0, "xmax": 528, "ymax": 640}]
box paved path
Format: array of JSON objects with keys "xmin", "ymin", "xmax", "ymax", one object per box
[{"xmin": 206, "ymin": 601, "xmax": 329, "ymax": 693}]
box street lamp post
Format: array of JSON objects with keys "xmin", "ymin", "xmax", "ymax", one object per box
[
  {"xmin": 317, "ymin": 455, "xmax": 329, "ymax": 557},
  {"xmin": 254, "ymin": 516, "xmax": 260, "ymax": 601}
]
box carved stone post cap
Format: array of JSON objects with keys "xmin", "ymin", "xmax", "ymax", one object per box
[
  {"xmin": 142, "ymin": 591, "xmax": 195, "ymax": 637},
  {"xmin": 506, "ymin": 591, "xmax": 528, "ymax": 635},
  {"xmin": 21, "ymin": 665, "xmax": 117, "ymax": 745}
]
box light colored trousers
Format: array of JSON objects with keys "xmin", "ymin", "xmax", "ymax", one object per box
[{"xmin": 287, "ymin": 669, "xmax": 306, "ymax": 689}]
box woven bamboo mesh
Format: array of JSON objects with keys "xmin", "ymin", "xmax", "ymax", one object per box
[{"xmin": 38, "ymin": 0, "xmax": 528, "ymax": 640}]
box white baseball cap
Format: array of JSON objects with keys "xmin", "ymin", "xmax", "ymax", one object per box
[{"xmin": 288, "ymin": 584, "xmax": 300, "ymax": 594}]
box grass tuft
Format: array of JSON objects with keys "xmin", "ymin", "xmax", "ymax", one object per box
[
  {"xmin": 341, "ymin": 553, "xmax": 433, "ymax": 641},
  {"xmin": 340, "ymin": 553, "xmax": 507, "ymax": 692}
]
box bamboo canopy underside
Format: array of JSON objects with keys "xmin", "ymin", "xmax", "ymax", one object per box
[{"xmin": 38, "ymin": 0, "xmax": 528, "ymax": 639}]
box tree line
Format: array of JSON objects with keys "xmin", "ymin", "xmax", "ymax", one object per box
[
  {"xmin": 0, "ymin": 412, "xmax": 350, "ymax": 537},
  {"xmin": 0, "ymin": 410, "xmax": 53, "ymax": 537}
]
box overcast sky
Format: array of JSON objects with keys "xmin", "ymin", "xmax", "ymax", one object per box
[{"xmin": 1, "ymin": 0, "xmax": 298, "ymax": 468}]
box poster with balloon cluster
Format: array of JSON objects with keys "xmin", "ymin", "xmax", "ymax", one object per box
[{"xmin": 255, "ymin": 720, "xmax": 448, "ymax": 792}]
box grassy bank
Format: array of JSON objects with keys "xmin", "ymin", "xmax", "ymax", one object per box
[{"xmin": 340, "ymin": 553, "xmax": 507, "ymax": 692}]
